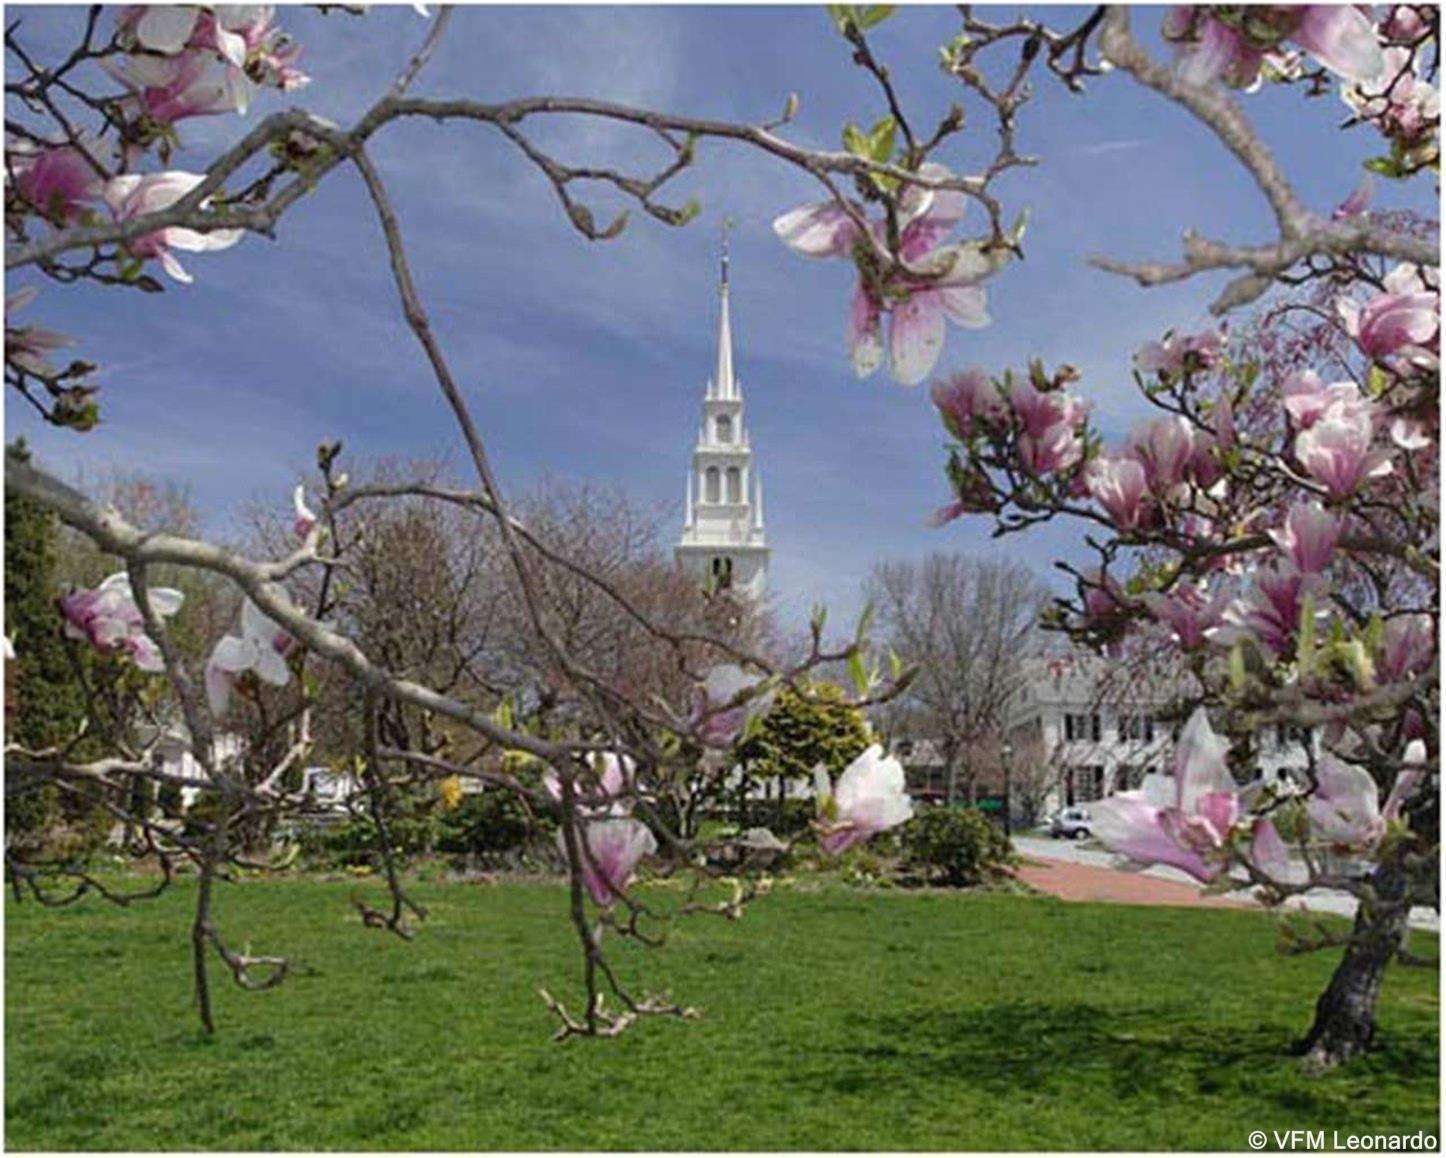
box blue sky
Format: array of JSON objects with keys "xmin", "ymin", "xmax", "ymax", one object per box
[{"xmin": 7, "ymin": 4, "xmax": 1434, "ymax": 629}]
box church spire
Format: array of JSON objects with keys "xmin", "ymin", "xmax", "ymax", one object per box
[
  {"xmin": 677, "ymin": 229, "xmax": 769, "ymax": 600},
  {"xmin": 712, "ymin": 220, "xmax": 735, "ymax": 400}
]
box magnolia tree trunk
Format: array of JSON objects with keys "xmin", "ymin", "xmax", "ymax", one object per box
[{"xmin": 1297, "ymin": 866, "xmax": 1410, "ymax": 1071}]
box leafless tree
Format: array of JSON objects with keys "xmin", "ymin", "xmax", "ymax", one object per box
[{"xmin": 866, "ymin": 555, "xmax": 1048, "ymax": 803}]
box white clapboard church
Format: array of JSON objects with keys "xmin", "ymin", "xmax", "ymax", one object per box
[{"xmin": 675, "ymin": 239, "xmax": 769, "ymax": 599}]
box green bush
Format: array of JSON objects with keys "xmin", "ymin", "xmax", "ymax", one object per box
[
  {"xmin": 434, "ymin": 790, "xmax": 547, "ymax": 862},
  {"xmin": 736, "ymin": 798, "xmax": 814, "ymax": 838},
  {"xmin": 295, "ymin": 810, "xmax": 439, "ymax": 869},
  {"xmin": 900, "ymin": 806, "xmax": 1016, "ymax": 887},
  {"xmin": 156, "ymin": 781, "xmax": 185, "ymax": 818}
]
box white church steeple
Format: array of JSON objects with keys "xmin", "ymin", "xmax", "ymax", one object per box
[
  {"xmin": 711, "ymin": 238, "xmax": 735, "ymax": 400},
  {"xmin": 676, "ymin": 226, "xmax": 769, "ymax": 599}
]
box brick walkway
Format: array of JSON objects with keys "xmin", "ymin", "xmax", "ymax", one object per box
[{"xmin": 1012, "ymin": 854, "xmax": 1252, "ymax": 911}]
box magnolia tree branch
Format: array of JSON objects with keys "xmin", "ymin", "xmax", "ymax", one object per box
[
  {"xmin": 1093, "ymin": 5, "xmax": 1437, "ymax": 313},
  {"xmin": 5, "ymin": 452, "xmax": 574, "ymax": 765}
]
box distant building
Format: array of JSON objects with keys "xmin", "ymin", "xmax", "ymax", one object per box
[
  {"xmin": 299, "ymin": 765, "xmax": 363, "ymax": 810},
  {"xmin": 675, "ymin": 238, "xmax": 769, "ymax": 600},
  {"xmin": 1003, "ymin": 653, "xmax": 1315, "ymax": 814},
  {"xmin": 885, "ymin": 738, "xmax": 950, "ymax": 803},
  {"xmin": 153, "ymin": 729, "xmax": 244, "ymax": 810}
]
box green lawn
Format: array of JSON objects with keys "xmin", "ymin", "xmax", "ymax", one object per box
[{"xmin": 6, "ymin": 876, "xmax": 1439, "ymax": 1150}]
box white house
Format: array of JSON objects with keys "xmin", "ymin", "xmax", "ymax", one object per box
[
  {"xmin": 1003, "ymin": 653, "xmax": 1315, "ymax": 813},
  {"xmin": 299, "ymin": 765, "xmax": 363, "ymax": 810},
  {"xmin": 153, "ymin": 728, "xmax": 245, "ymax": 810}
]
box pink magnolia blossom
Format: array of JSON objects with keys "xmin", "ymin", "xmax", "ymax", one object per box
[
  {"xmin": 1163, "ymin": 6, "xmax": 1385, "ymax": 90},
  {"xmin": 774, "ymin": 164, "xmax": 1010, "ymax": 385},
  {"xmin": 1092, "ymin": 707, "xmax": 1277, "ymax": 883},
  {"xmin": 1133, "ymin": 325, "xmax": 1224, "ymax": 379},
  {"xmin": 103, "ymin": 171, "xmax": 243, "ymax": 283},
  {"xmin": 1280, "ymin": 371, "xmax": 1365, "ymax": 431},
  {"xmin": 931, "ymin": 368, "xmax": 1006, "ymax": 438},
  {"xmin": 116, "ymin": 6, "xmax": 209, "ymax": 54},
  {"xmin": 1383, "ymin": 7, "xmax": 1427, "ymax": 41},
  {"xmin": 1267, "ymin": 501, "xmax": 1342, "ymax": 574},
  {"xmin": 59, "ymin": 571, "xmax": 182, "ymax": 671},
  {"xmin": 692, "ymin": 664, "xmax": 773, "ymax": 748},
  {"xmin": 1080, "ymin": 567, "xmax": 1128, "ymax": 625},
  {"xmin": 1376, "ymin": 612, "xmax": 1434, "ymax": 684},
  {"xmin": 1389, "ymin": 417, "xmax": 1431, "ymax": 450},
  {"xmin": 105, "ymin": 49, "xmax": 249, "ymax": 122},
  {"xmin": 813, "ymin": 745, "xmax": 914, "ymax": 856},
  {"xmin": 1007, "ymin": 379, "xmax": 1087, "ymax": 475},
  {"xmin": 1342, "ymin": 46, "xmax": 1440, "ymax": 149},
  {"xmin": 1382, "ymin": 740, "xmax": 1429, "ymax": 823},
  {"xmin": 5, "ymin": 288, "xmax": 74, "ymax": 377},
  {"xmin": 1247, "ymin": 816, "xmax": 1290, "ymax": 878},
  {"xmin": 1161, "ymin": 6, "xmax": 1270, "ymax": 89},
  {"xmin": 1332, "ymin": 175, "xmax": 1374, "ymax": 221},
  {"xmin": 1179, "ymin": 512, "xmax": 1231, "ymax": 571},
  {"xmin": 1139, "ymin": 582, "xmax": 1228, "ymax": 650},
  {"xmin": 771, "ymin": 200, "xmax": 860, "ymax": 259},
  {"xmin": 1130, "ymin": 415, "xmax": 1198, "ymax": 496},
  {"xmin": 1337, "ymin": 262, "xmax": 1440, "ymax": 364},
  {"xmin": 293, "ymin": 485, "xmax": 317, "ymax": 539},
  {"xmin": 1187, "ymin": 396, "xmax": 1235, "ymax": 489},
  {"xmin": 1294, "ymin": 398, "xmax": 1393, "ymax": 500},
  {"xmin": 1211, "ymin": 563, "xmax": 1326, "ymax": 658},
  {"xmin": 542, "ymin": 752, "xmax": 634, "ymax": 817},
  {"xmin": 1085, "ymin": 452, "xmax": 1150, "ymax": 530},
  {"xmin": 113, "ymin": 6, "xmax": 308, "ymax": 116},
  {"xmin": 11, "ymin": 142, "xmax": 104, "ymax": 225},
  {"xmin": 193, "ymin": 6, "xmax": 309, "ymax": 91},
  {"xmin": 1306, "ymin": 756, "xmax": 1387, "ymax": 849},
  {"xmin": 205, "ymin": 598, "xmax": 291, "ymax": 716},
  {"xmin": 1291, "ymin": 6, "xmax": 1389, "ymax": 81},
  {"xmin": 928, "ymin": 500, "xmax": 969, "ymax": 528},
  {"xmin": 555, "ymin": 818, "xmax": 657, "ymax": 908}
]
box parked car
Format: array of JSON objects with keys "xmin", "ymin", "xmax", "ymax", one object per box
[{"xmin": 1048, "ymin": 806, "xmax": 1092, "ymax": 839}]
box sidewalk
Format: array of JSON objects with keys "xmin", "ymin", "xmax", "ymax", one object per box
[
  {"xmin": 1012, "ymin": 854, "xmax": 1250, "ymax": 910},
  {"xmin": 1012, "ymin": 834, "xmax": 1440, "ymax": 932}
]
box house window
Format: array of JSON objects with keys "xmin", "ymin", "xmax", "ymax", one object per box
[
  {"xmin": 1065, "ymin": 712, "xmax": 1101, "ymax": 742},
  {"xmin": 710, "ymin": 556, "xmax": 733, "ymax": 589},
  {"xmin": 1275, "ymin": 723, "xmax": 1309, "ymax": 748},
  {"xmin": 1066, "ymin": 764, "xmax": 1108, "ymax": 803},
  {"xmin": 705, "ymin": 467, "xmax": 720, "ymax": 503},
  {"xmin": 726, "ymin": 466, "xmax": 742, "ymax": 503},
  {"xmin": 1119, "ymin": 714, "xmax": 1155, "ymax": 742},
  {"xmin": 716, "ymin": 414, "xmax": 733, "ymax": 443}
]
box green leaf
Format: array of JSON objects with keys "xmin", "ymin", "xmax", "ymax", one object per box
[
  {"xmin": 1008, "ymin": 206, "xmax": 1031, "ymax": 245},
  {"xmin": 1345, "ymin": 639, "xmax": 1375, "ymax": 689},
  {"xmin": 856, "ymin": 4, "xmax": 896, "ymax": 30},
  {"xmin": 847, "ymin": 650, "xmax": 869, "ymax": 697},
  {"xmin": 866, "ymin": 116, "xmax": 896, "ymax": 164},
  {"xmin": 1363, "ymin": 613, "xmax": 1384, "ymax": 654},
  {"xmin": 854, "ymin": 599, "xmax": 876, "ymax": 645},
  {"xmin": 1296, "ymin": 593, "xmax": 1316, "ymax": 679},
  {"xmin": 842, "ymin": 122, "xmax": 869, "ymax": 158},
  {"xmin": 1363, "ymin": 155, "xmax": 1407, "ymax": 179}
]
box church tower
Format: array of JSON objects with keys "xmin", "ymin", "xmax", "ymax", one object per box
[{"xmin": 675, "ymin": 235, "xmax": 769, "ymax": 599}]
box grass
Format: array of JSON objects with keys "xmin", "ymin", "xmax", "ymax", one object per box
[{"xmin": 6, "ymin": 875, "xmax": 1439, "ymax": 1150}]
